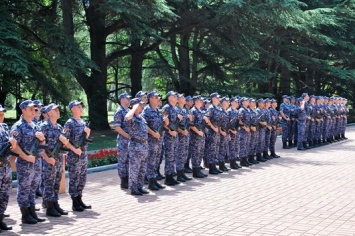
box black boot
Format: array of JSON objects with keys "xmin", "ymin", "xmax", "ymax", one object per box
[
  {"xmin": 53, "ymin": 201, "xmax": 68, "ymax": 215},
  {"xmin": 71, "ymin": 196, "xmax": 84, "ymax": 212},
  {"xmin": 192, "ymin": 167, "xmax": 205, "ymax": 178},
  {"xmin": 263, "ymin": 151, "xmax": 271, "ymax": 160},
  {"xmin": 343, "ymin": 133, "xmax": 348, "ymax": 140},
  {"xmin": 184, "ymin": 162, "xmax": 193, "ymax": 173},
  {"xmin": 42, "ymin": 199, "xmax": 47, "ymax": 209},
  {"xmin": 138, "ymin": 188, "xmax": 149, "ymax": 194},
  {"xmin": 304, "ymin": 142, "xmax": 310, "ymax": 149},
  {"xmin": 283, "ymin": 142, "xmax": 290, "ymax": 149},
  {"xmin": 20, "ymin": 207, "xmax": 37, "ymax": 224},
  {"xmin": 120, "ymin": 176, "xmax": 128, "ymax": 189},
  {"xmin": 144, "ymin": 176, "xmax": 149, "ymax": 185},
  {"xmin": 78, "ymin": 195, "xmax": 91, "ymax": 209},
  {"xmin": 298, "ymin": 146, "xmax": 306, "ymax": 151},
  {"xmin": 213, "ymin": 163, "xmax": 223, "ymax": 173},
  {"xmin": 248, "ymin": 155, "xmax": 259, "ymax": 164},
  {"xmin": 240, "ymin": 157, "xmax": 250, "ymax": 167},
  {"xmin": 182, "ymin": 170, "xmax": 192, "ymax": 180},
  {"xmin": 256, "ymin": 153, "xmax": 266, "ymax": 162},
  {"xmin": 29, "ymin": 205, "xmax": 46, "ymax": 222},
  {"xmin": 3, "ymin": 213, "xmax": 9, "ymax": 218},
  {"xmin": 148, "ymin": 178, "xmax": 159, "ymax": 191},
  {"xmin": 156, "ymin": 167, "xmax": 165, "ymax": 180},
  {"xmin": 271, "ymin": 150, "xmax": 280, "ymax": 158},
  {"xmin": 176, "ymin": 170, "xmax": 186, "ymax": 182},
  {"xmin": 229, "ymin": 159, "xmax": 240, "ymax": 169},
  {"xmin": 46, "ymin": 201, "xmax": 61, "ymax": 217},
  {"xmin": 164, "ymin": 175, "xmax": 175, "ymax": 186},
  {"xmin": 131, "ymin": 189, "xmax": 143, "ymax": 196},
  {"xmin": 219, "ymin": 161, "xmax": 230, "ymax": 171},
  {"xmin": 208, "ymin": 164, "xmax": 219, "ymax": 175},
  {"xmin": 154, "ymin": 179, "xmax": 166, "ymax": 189},
  {"xmin": 0, "ymin": 214, "xmax": 12, "ymax": 231},
  {"xmin": 203, "ymin": 157, "xmax": 208, "ymax": 168},
  {"xmin": 288, "ymin": 140, "xmax": 293, "ymax": 148}
]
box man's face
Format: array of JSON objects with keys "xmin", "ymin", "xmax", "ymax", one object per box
[
  {"xmin": 249, "ymin": 102, "xmax": 256, "ymax": 109},
  {"xmin": 140, "ymin": 94, "xmax": 148, "ymax": 104},
  {"xmin": 178, "ymin": 96, "xmax": 186, "ymax": 105},
  {"xmin": 168, "ymin": 95, "xmax": 177, "ymax": 105},
  {"xmin": 186, "ymin": 100, "xmax": 193, "ymax": 108},
  {"xmin": 149, "ymin": 95, "xmax": 159, "ymax": 106},
  {"xmin": 121, "ymin": 97, "xmax": 130, "ymax": 107},
  {"xmin": 48, "ymin": 107, "xmax": 60, "ymax": 119},
  {"xmin": 71, "ymin": 104, "xmax": 83, "ymax": 115},
  {"xmin": 23, "ymin": 106, "xmax": 35, "ymax": 119}
]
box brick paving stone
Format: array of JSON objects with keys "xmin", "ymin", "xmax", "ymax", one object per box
[{"xmin": 1, "ymin": 127, "xmax": 355, "ymax": 235}]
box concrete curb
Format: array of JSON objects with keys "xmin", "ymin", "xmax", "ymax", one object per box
[{"xmin": 12, "ymin": 163, "xmax": 117, "ymax": 188}]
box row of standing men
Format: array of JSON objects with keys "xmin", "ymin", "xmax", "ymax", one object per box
[
  {"xmin": 279, "ymin": 93, "xmax": 348, "ymax": 151},
  {"xmin": 0, "ymin": 99, "xmax": 92, "ymax": 230},
  {"xmin": 115, "ymin": 91, "xmax": 300, "ymax": 196}
]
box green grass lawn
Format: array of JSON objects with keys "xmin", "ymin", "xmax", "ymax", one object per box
[{"xmin": 87, "ymin": 130, "xmax": 117, "ymax": 151}]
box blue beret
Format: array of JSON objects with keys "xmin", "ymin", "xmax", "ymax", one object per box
[
  {"xmin": 271, "ymin": 99, "xmax": 277, "ymax": 103},
  {"xmin": 289, "ymin": 96, "xmax": 295, "ymax": 100},
  {"xmin": 19, "ymin": 100, "xmax": 35, "ymax": 110},
  {"xmin": 185, "ymin": 95, "xmax": 192, "ymax": 101},
  {"xmin": 40, "ymin": 106, "xmax": 47, "ymax": 113},
  {"xmin": 45, "ymin": 103, "xmax": 60, "ymax": 113},
  {"xmin": 204, "ymin": 99, "xmax": 210, "ymax": 104},
  {"xmin": 301, "ymin": 93, "xmax": 308, "ymax": 98},
  {"xmin": 248, "ymin": 98, "xmax": 256, "ymax": 102},
  {"xmin": 68, "ymin": 100, "xmax": 83, "ymax": 110},
  {"xmin": 310, "ymin": 95, "xmax": 316, "ymax": 99},
  {"xmin": 264, "ymin": 98, "xmax": 271, "ymax": 103},
  {"xmin": 296, "ymin": 97, "xmax": 303, "ymax": 102},
  {"xmin": 234, "ymin": 95, "xmax": 241, "ymax": 99},
  {"xmin": 119, "ymin": 92, "xmax": 131, "ymax": 100},
  {"xmin": 193, "ymin": 95, "xmax": 203, "ymax": 102},
  {"xmin": 166, "ymin": 91, "xmax": 177, "ymax": 99},
  {"xmin": 0, "ymin": 104, "xmax": 6, "ymax": 112},
  {"xmin": 33, "ymin": 100, "xmax": 43, "ymax": 107},
  {"xmin": 220, "ymin": 97, "xmax": 229, "ymax": 103},
  {"xmin": 135, "ymin": 91, "xmax": 147, "ymax": 98},
  {"xmin": 230, "ymin": 97, "xmax": 238, "ymax": 102},
  {"xmin": 130, "ymin": 98, "xmax": 145, "ymax": 106},
  {"xmin": 282, "ymin": 95, "xmax": 289, "ymax": 99},
  {"xmin": 240, "ymin": 97, "xmax": 248, "ymax": 102},
  {"xmin": 147, "ymin": 91, "xmax": 159, "ymax": 99},
  {"xmin": 177, "ymin": 93, "xmax": 185, "ymax": 98},
  {"xmin": 210, "ymin": 92, "xmax": 220, "ymax": 99},
  {"xmin": 257, "ymin": 98, "xmax": 264, "ymax": 103}
]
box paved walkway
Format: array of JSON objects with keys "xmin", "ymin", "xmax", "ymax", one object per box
[{"xmin": 2, "ymin": 127, "xmax": 355, "ymax": 236}]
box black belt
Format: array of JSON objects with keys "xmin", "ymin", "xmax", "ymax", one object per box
[{"xmin": 131, "ymin": 138, "xmax": 148, "ymax": 144}]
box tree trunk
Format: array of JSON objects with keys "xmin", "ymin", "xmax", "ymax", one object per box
[
  {"xmin": 178, "ymin": 30, "xmax": 192, "ymax": 95},
  {"xmin": 82, "ymin": 0, "xmax": 109, "ymax": 130},
  {"xmin": 279, "ymin": 66, "xmax": 291, "ymax": 95},
  {"xmin": 130, "ymin": 39, "xmax": 144, "ymax": 97}
]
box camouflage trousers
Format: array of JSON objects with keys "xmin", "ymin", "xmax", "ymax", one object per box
[
  {"xmin": 239, "ymin": 128, "xmax": 251, "ymax": 158},
  {"xmin": 269, "ymin": 128, "xmax": 278, "ymax": 152},
  {"xmin": 16, "ymin": 159, "xmax": 41, "ymax": 207},
  {"xmin": 315, "ymin": 121, "xmax": 323, "ymax": 140},
  {"xmin": 128, "ymin": 142, "xmax": 148, "ymax": 191},
  {"xmin": 289, "ymin": 119, "xmax": 297, "ymax": 142},
  {"xmin": 229, "ymin": 132, "xmax": 240, "ymax": 160},
  {"xmin": 43, "ymin": 154, "xmax": 64, "ymax": 202},
  {"xmin": 257, "ymin": 128, "xmax": 266, "ymax": 154},
  {"xmin": 308, "ymin": 121, "xmax": 316, "ymax": 141},
  {"xmin": 177, "ymin": 133, "xmax": 189, "ymax": 171},
  {"xmin": 190, "ymin": 133, "xmax": 205, "ymax": 168},
  {"xmin": 281, "ymin": 120, "xmax": 290, "ymax": 142},
  {"xmin": 249, "ymin": 130, "xmax": 258, "ymax": 156},
  {"xmin": 146, "ymin": 136, "xmax": 163, "ymax": 179},
  {"xmin": 67, "ymin": 152, "xmax": 88, "ymax": 198},
  {"xmin": 163, "ymin": 134, "xmax": 178, "ymax": 175},
  {"xmin": 298, "ymin": 121, "xmax": 306, "ymax": 149},
  {"xmin": 218, "ymin": 134, "xmax": 228, "ymax": 162},
  {"xmin": 264, "ymin": 129, "xmax": 271, "ymax": 152},
  {"xmin": 117, "ymin": 137, "xmax": 130, "ymax": 178},
  {"xmin": 205, "ymin": 128, "xmax": 220, "ymax": 165},
  {"xmin": 0, "ymin": 165, "xmax": 12, "ymax": 213}
]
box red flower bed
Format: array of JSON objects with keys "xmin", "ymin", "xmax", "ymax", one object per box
[{"xmin": 88, "ymin": 149, "xmax": 118, "ymax": 168}]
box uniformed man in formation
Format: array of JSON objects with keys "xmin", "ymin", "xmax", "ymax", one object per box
[{"xmin": 279, "ymin": 94, "xmax": 349, "ymax": 151}]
